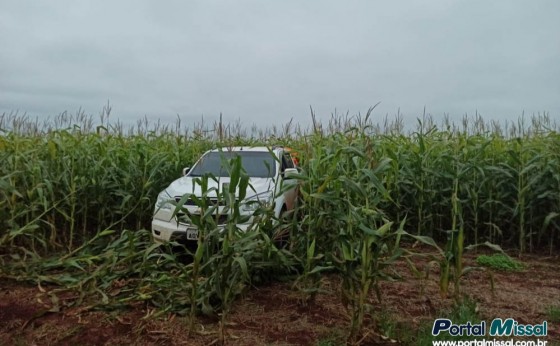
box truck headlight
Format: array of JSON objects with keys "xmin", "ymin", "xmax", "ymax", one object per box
[
  {"xmin": 241, "ymin": 191, "xmax": 273, "ymax": 212},
  {"xmin": 155, "ymin": 190, "xmax": 173, "ymax": 211}
]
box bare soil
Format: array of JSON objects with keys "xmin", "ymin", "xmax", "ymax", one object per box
[{"xmin": 1, "ymin": 251, "xmax": 559, "ymax": 345}]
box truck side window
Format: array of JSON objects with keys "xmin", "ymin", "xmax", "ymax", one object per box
[{"xmin": 281, "ymin": 152, "xmax": 294, "ymax": 171}]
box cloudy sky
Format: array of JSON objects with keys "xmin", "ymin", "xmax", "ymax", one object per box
[{"xmin": 1, "ymin": 0, "xmax": 559, "ymax": 129}]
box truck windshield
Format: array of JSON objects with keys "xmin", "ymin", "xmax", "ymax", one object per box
[{"xmin": 189, "ymin": 151, "xmax": 276, "ymax": 178}]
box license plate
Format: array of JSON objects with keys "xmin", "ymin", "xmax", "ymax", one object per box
[{"xmin": 186, "ymin": 228, "xmax": 198, "ymax": 240}]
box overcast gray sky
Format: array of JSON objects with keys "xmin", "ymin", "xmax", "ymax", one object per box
[{"xmin": 1, "ymin": 0, "xmax": 559, "ymax": 129}]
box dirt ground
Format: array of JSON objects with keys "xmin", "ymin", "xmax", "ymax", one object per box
[{"xmin": 1, "ymin": 251, "xmax": 559, "ymax": 345}]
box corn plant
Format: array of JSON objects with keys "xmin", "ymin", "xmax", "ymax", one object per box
[
  {"xmin": 291, "ymin": 136, "xmax": 337, "ymax": 304},
  {"xmin": 171, "ymin": 173, "xmax": 219, "ymax": 332},
  {"xmin": 171, "ymin": 153, "xmax": 296, "ymax": 343},
  {"xmin": 291, "ymin": 120, "xmax": 407, "ymax": 343}
]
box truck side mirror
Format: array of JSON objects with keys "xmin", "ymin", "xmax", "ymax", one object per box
[
  {"xmin": 182, "ymin": 167, "xmax": 190, "ymax": 176},
  {"xmin": 283, "ymin": 168, "xmax": 298, "ymax": 179}
]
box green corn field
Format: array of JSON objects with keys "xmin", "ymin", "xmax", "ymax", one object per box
[
  {"xmin": 2, "ymin": 110, "xmax": 558, "ymax": 254},
  {"xmin": 1, "ymin": 109, "xmax": 559, "ymax": 343}
]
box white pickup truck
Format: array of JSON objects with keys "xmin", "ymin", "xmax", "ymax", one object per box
[{"xmin": 151, "ymin": 146, "xmax": 299, "ymax": 244}]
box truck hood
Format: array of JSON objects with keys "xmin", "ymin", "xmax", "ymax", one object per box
[{"xmin": 164, "ymin": 176, "xmax": 274, "ymax": 200}]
